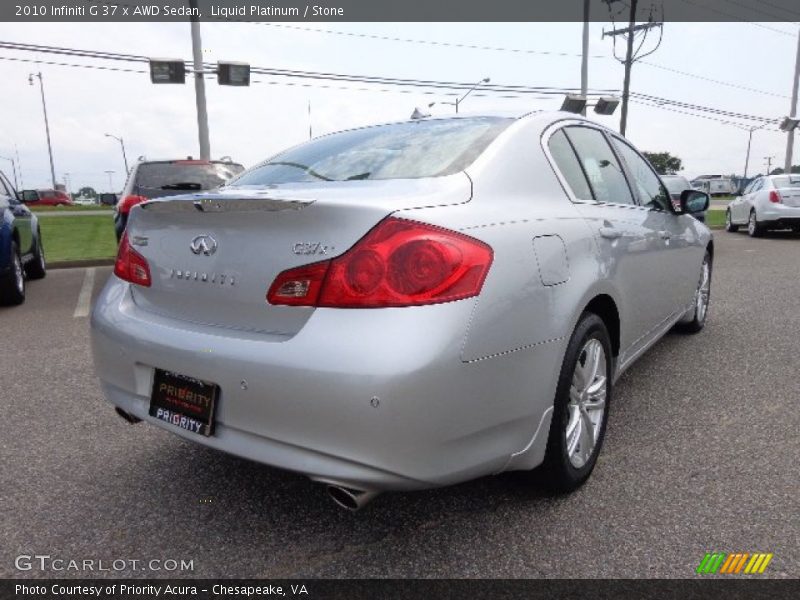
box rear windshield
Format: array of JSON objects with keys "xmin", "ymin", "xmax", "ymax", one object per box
[
  {"xmin": 133, "ymin": 162, "xmax": 244, "ymax": 194},
  {"xmin": 231, "ymin": 117, "xmax": 512, "ymax": 185},
  {"xmin": 771, "ymin": 175, "xmax": 800, "ymax": 188},
  {"xmin": 661, "ymin": 177, "xmax": 691, "ymax": 194}
]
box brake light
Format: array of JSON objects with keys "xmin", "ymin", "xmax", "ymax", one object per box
[
  {"xmin": 769, "ymin": 190, "xmax": 782, "ymax": 203},
  {"xmin": 114, "ymin": 232, "xmax": 151, "ymax": 287},
  {"xmin": 267, "ymin": 218, "xmax": 493, "ymax": 308},
  {"xmin": 118, "ymin": 194, "xmax": 148, "ymax": 215}
]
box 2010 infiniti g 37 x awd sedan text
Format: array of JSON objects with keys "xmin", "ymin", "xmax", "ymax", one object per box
[{"xmin": 91, "ymin": 112, "xmax": 713, "ymax": 510}]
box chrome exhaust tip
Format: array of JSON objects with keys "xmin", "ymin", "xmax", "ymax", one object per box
[
  {"xmin": 326, "ymin": 485, "xmax": 379, "ymax": 511},
  {"xmin": 115, "ymin": 407, "xmax": 142, "ymax": 424}
]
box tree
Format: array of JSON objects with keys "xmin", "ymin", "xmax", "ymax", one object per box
[
  {"xmin": 642, "ymin": 151, "xmax": 683, "ymax": 175},
  {"xmin": 77, "ymin": 186, "xmax": 97, "ymax": 198}
]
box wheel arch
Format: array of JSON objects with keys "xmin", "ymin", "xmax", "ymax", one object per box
[{"xmin": 583, "ymin": 294, "xmax": 621, "ymax": 360}]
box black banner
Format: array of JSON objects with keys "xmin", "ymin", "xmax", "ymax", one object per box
[
  {"xmin": 4, "ymin": 579, "xmax": 800, "ymax": 600},
  {"xmin": 4, "ymin": 0, "xmax": 800, "ymax": 22}
]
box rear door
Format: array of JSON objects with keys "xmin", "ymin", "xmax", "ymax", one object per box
[{"xmin": 546, "ymin": 125, "xmax": 667, "ymax": 357}]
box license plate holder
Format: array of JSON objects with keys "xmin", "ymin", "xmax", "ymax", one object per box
[{"xmin": 149, "ymin": 369, "xmax": 219, "ymax": 437}]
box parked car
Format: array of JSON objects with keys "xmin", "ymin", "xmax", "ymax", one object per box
[
  {"xmin": 113, "ymin": 158, "xmax": 245, "ymax": 241},
  {"xmin": 0, "ymin": 171, "xmax": 46, "ymax": 305},
  {"xmin": 98, "ymin": 193, "xmax": 118, "ymax": 206},
  {"xmin": 691, "ymin": 176, "xmax": 736, "ymax": 196},
  {"xmin": 661, "ymin": 174, "xmax": 707, "ymax": 222},
  {"xmin": 21, "ymin": 189, "xmax": 74, "ymax": 206},
  {"xmin": 725, "ymin": 174, "xmax": 800, "ymax": 236},
  {"xmin": 91, "ymin": 112, "xmax": 712, "ymax": 510}
]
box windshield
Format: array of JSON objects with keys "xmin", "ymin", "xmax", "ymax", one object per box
[
  {"xmin": 133, "ymin": 162, "xmax": 244, "ymax": 196},
  {"xmin": 772, "ymin": 175, "xmax": 800, "ymax": 188},
  {"xmin": 661, "ymin": 176, "xmax": 691, "ymax": 194},
  {"xmin": 231, "ymin": 117, "xmax": 512, "ymax": 186}
]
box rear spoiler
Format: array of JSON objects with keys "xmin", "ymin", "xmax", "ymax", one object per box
[{"xmin": 139, "ymin": 193, "xmax": 315, "ymax": 213}]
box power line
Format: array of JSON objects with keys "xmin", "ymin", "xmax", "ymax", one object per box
[
  {"xmin": 677, "ymin": 0, "xmax": 797, "ymax": 36},
  {"xmin": 719, "ymin": 0, "xmax": 800, "ymax": 23}
]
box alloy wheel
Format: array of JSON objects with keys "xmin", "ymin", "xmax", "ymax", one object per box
[{"xmin": 566, "ymin": 338, "xmax": 607, "ymax": 469}]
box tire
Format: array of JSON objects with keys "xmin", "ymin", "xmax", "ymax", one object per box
[
  {"xmin": 25, "ymin": 231, "xmax": 46, "ymax": 280},
  {"xmin": 748, "ymin": 210, "xmax": 765, "ymax": 237},
  {"xmin": 539, "ymin": 312, "xmax": 612, "ymax": 493},
  {"xmin": 675, "ymin": 250, "xmax": 712, "ymax": 334},
  {"xmin": 724, "ymin": 209, "xmax": 739, "ymax": 232},
  {"xmin": 0, "ymin": 241, "xmax": 26, "ymax": 306}
]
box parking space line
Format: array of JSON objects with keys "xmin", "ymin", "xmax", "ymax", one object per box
[{"xmin": 73, "ymin": 267, "xmax": 96, "ymax": 318}]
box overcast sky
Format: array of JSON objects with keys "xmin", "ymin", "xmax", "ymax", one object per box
[{"xmin": 0, "ymin": 20, "xmax": 798, "ymax": 192}]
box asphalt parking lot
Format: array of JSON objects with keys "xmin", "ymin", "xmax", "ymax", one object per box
[{"xmin": 2, "ymin": 231, "xmax": 798, "ymax": 579}]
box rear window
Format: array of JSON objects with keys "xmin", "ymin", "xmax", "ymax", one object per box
[
  {"xmin": 771, "ymin": 175, "xmax": 800, "ymax": 188},
  {"xmin": 133, "ymin": 162, "xmax": 244, "ymax": 194},
  {"xmin": 231, "ymin": 117, "xmax": 512, "ymax": 185}
]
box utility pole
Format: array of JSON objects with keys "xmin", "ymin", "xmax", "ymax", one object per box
[
  {"xmin": 765, "ymin": 156, "xmax": 775, "ymax": 175},
  {"xmin": 580, "ymin": 0, "xmax": 590, "ymax": 116},
  {"xmin": 63, "ymin": 172, "xmax": 71, "ymax": 194},
  {"xmin": 785, "ymin": 28, "xmax": 800, "ymax": 173},
  {"xmin": 603, "ymin": 0, "xmax": 663, "ymax": 136},
  {"xmin": 189, "ymin": 0, "xmax": 210, "ymax": 159},
  {"xmin": 29, "ymin": 72, "xmax": 57, "ymax": 189},
  {"xmin": 15, "ymin": 144, "xmax": 23, "ymax": 189},
  {"xmin": 742, "ymin": 124, "xmax": 765, "ymax": 178}
]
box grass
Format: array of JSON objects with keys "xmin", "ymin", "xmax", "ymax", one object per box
[
  {"xmin": 705, "ymin": 209, "xmax": 726, "ymax": 229},
  {"xmin": 39, "ymin": 214, "xmax": 117, "ymax": 262},
  {"xmin": 30, "ymin": 204, "xmax": 114, "ymax": 212}
]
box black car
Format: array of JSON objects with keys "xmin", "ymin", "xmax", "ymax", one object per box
[
  {"xmin": 0, "ymin": 170, "xmax": 46, "ymax": 305},
  {"xmin": 114, "ymin": 158, "xmax": 244, "ymax": 241}
]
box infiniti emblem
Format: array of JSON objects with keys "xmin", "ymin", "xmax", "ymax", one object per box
[{"xmin": 190, "ymin": 235, "xmax": 218, "ymax": 256}]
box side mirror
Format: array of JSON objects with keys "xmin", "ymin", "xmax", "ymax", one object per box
[
  {"xmin": 680, "ymin": 189, "xmax": 710, "ymax": 214},
  {"xmin": 20, "ymin": 190, "xmax": 39, "ymax": 203}
]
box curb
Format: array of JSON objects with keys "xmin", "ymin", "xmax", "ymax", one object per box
[{"xmin": 49, "ymin": 258, "xmax": 115, "ymax": 270}]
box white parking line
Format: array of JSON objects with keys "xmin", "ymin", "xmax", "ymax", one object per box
[{"xmin": 73, "ymin": 267, "xmax": 96, "ymax": 318}]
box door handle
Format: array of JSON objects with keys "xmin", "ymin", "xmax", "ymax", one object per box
[
  {"xmin": 599, "ymin": 227, "xmax": 622, "ymax": 240},
  {"xmin": 658, "ymin": 230, "xmax": 672, "ymax": 240}
]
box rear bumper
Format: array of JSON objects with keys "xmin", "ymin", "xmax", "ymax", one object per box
[
  {"xmin": 760, "ymin": 204, "xmax": 800, "ymax": 225},
  {"xmin": 90, "ymin": 277, "xmax": 560, "ymax": 491}
]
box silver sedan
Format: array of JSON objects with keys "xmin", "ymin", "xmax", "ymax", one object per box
[
  {"xmin": 726, "ymin": 174, "xmax": 800, "ymax": 236},
  {"xmin": 91, "ymin": 112, "xmax": 713, "ymax": 510}
]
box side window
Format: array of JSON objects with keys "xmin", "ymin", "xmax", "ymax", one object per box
[
  {"xmin": 547, "ymin": 129, "xmax": 594, "ymax": 201},
  {"xmin": 563, "ymin": 127, "xmax": 635, "ymax": 205},
  {"xmin": 611, "ymin": 138, "xmax": 671, "ymax": 211},
  {"xmin": 751, "ymin": 178, "xmax": 763, "ymax": 192}
]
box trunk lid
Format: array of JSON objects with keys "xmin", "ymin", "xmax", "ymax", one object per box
[{"xmin": 125, "ymin": 175, "xmax": 471, "ymax": 336}]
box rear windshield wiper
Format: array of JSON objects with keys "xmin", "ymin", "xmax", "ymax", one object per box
[{"xmin": 160, "ymin": 182, "xmax": 204, "ymax": 191}]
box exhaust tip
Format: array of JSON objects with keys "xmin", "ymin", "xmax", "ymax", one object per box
[
  {"xmin": 115, "ymin": 407, "xmax": 142, "ymax": 424},
  {"xmin": 326, "ymin": 485, "xmax": 379, "ymax": 512}
]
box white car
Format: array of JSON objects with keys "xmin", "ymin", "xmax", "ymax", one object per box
[{"xmin": 726, "ymin": 174, "xmax": 800, "ymax": 236}]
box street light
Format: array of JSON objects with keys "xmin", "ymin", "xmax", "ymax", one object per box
[
  {"xmin": 430, "ymin": 77, "xmax": 490, "ymax": 113},
  {"xmin": 29, "ymin": 72, "xmax": 57, "ymax": 189},
  {"xmin": 0, "ymin": 155, "xmax": 18, "ymax": 189},
  {"xmin": 104, "ymin": 133, "xmax": 129, "ymax": 175}
]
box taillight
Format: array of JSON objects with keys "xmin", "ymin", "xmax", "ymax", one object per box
[
  {"xmin": 769, "ymin": 190, "xmax": 782, "ymax": 203},
  {"xmin": 267, "ymin": 217, "xmax": 493, "ymax": 308},
  {"xmin": 114, "ymin": 232, "xmax": 151, "ymax": 287},
  {"xmin": 118, "ymin": 194, "xmax": 148, "ymax": 215}
]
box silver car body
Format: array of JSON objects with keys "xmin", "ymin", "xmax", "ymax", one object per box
[
  {"xmin": 91, "ymin": 112, "xmax": 712, "ymax": 494},
  {"xmin": 728, "ymin": 174, "xmax": 800, "ymax": 230}
]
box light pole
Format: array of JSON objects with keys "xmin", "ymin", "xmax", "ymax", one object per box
[
  {"xmin": 29, "ymin": 72, "xmax": 57, "ymax": 189},
  {"xmin": 784, "ymin": 28, "xmax": 800, "ymax": 173},
  {"xmin": 104, "ymin": 170, "xmax": 115, "ymax": 193},
  {"xmin": 189, "ymin": 0, "xmax": 210, "ymax": 159},
  {"xmin": 430, "ymin": 77, "xmax": 490, "ymax": 114},
  {"xmin": 0, "ymin": 155, "xmax": 18, "ymax": 189},
  {"xmin": 739, "ymin": 124, "xmax": 765, "ymax": 178},
  {"xmin": 764, "ymin": 156, "xmax": 775, "ymax": 175},
  {"xmin": 581, "ymin": 0, "xmax": 590, "ymax": 116},
  {"xmin": 104, "ymin": 133, "xmax": 129, "ymax": 175},
  {"xmin": 63, "ymin": 172, "xmax": 71, "ymax": 195}
]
